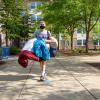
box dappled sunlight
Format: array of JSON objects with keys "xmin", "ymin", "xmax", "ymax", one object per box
[
  {"xmin": 0, "ymin": 75, "xmax": 33, "ymax": 81},
  {"xmin": 37, "ymin": 89, "xmax": 100, "ymax": 100},
  {"xmin": 0, "ymin": 56, "xmax": 100, "ymax": 99},
  {"xmin": 18, "ymin": 76, "xmax": 100, "ymax": 100},
  {"xmin": 19, "ymin": 79, "xmax": 87, "ymax": 99},
  {"xmin": 80, "ymin": 55, "xmax": 100, "ymax": 63}
]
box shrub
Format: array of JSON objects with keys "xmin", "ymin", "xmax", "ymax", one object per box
[
  {"xmin": 10, "ymin": 46, "xmax": 21, "ymax": 55},
  {"xmin": 71, "ymin": 48, "xmax": 86, "ymax": 54}
]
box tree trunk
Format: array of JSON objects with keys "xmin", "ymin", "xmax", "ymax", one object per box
[
  {"xmin": 0, "ymin": 34, "xmax": 1, "ymax": 46},
  {"xmin": 13, "ymin": 39, "xmax": 20, "ymax": 47},
  {"xmin": 86, "ymin": 31, "xmax": 89, "ymax": 53},
  {"xmin": 56, "ymin": 33, "xmax": 59, "ymax": 50},
  {"xmin": 85, "ymin": 10, "xmax": 93, "ymax": 53},
  {"xmin": 71, "ymin": 32, "xmax": 74, "ymax": 50},
  {"xmin": 5, "ymin": 32, "xmax": 9, "ymax": 47}
]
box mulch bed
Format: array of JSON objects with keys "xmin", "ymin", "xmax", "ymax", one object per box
[
  {"xmin": 58, "ymin": 50, "xmax": 100, "ymax": 56},
  {"xmin": 86, "ymin": 63, "xmax": 100, "ymax": 70}
]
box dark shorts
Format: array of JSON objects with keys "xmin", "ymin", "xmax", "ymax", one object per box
[{"xmin": 50, "ymin": 47, "xmax": 57, "ymax": 57}]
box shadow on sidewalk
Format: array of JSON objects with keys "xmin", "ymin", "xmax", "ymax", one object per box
[
  {"xmin": 0, "ymin": 57, "xmax": 99, "ymax": 79},
  {"xmin": 0, "ymin": 60, "xmax": 35, "ymax": 74},
  {"xmin": 0, "ymin": 75, "xmax": 33, "ymax": 81},
  {"xmin": 37, "ymin": 89, "xmax": 100, "ymax": 100},
  {"xmin": 86, "ymin": 63, "xmax": 100, "ymax": 70},
  {"xmin": 48, "ymin": 58, "xmax": 99, "ymax": 75},
  {"xmin": 19, "ymin": 87, "xmax": 100, "ymax": 100}
]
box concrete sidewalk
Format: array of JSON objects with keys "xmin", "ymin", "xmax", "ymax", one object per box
[{"xmin": 0, "ymin": 55, "xmax": 100, "ymax": 100}]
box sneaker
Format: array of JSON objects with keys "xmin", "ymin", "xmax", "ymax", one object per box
[
  {"xmin": 45, "ymin": 70, "xmax": 47, "ymax": 76},
  {"xmin": 40, "ymin": 76, "xmax": 46, "ymax": 81},
  {"xmin": 45, "ymin": 68, "xmax": 48, "ymax": 76}
]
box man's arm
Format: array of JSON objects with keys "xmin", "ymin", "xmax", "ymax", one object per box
[{"xmin": 45, "ymin": 31, "xmax": 52, "ymax": 43}]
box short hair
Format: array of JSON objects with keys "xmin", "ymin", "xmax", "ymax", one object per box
[{"xmin": 40, "ymin": 21, "xmax": 46, "ymax": 26}]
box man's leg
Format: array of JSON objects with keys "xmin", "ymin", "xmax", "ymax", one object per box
[{"xmin": 40, "ymin": 61, "xmax": 46, "ymax": 81}]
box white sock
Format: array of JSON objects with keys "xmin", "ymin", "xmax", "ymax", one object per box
[{"xmin": 41, "ymin": 65, "xmax": 46, "ymax": 77}]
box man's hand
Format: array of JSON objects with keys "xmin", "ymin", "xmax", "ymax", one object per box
[{"xmin": 45, "ymin": 40, "xmax": 52, "ymax": 44}]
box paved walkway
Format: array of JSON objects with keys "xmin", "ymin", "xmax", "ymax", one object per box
[{"xmin": 0, "ymin": 55, "xmax": 100, "ymax": 100}]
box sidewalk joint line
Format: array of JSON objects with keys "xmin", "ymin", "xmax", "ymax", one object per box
[
  {"xmin": 55, "ymin": 58, "xmax": 98, "ymax": 100},
  {"xmin": 16, "ymin": 61, "xmax": 34, "ymax": 100}
]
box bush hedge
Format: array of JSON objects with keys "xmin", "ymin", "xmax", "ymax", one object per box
[{"xmin": 10, "ymin": 46, "xmax": 21, "ymax": 55}]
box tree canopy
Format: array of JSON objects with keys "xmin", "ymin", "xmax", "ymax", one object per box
[
  {"xmin": 0, "ymin": 0, "xmax": 29, "ymax": 46},
  {"xmin": 41, "ymin": 0, "xmax": 100, "ymax": 52}
]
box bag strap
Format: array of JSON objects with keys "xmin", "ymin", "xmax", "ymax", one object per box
[{"xmin": 47, "ymin": 31, "xmax": 50, "ymax": 39}]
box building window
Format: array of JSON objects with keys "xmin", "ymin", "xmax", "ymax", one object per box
[
  {"xmin": 31, "ymin": 15, "xmax": 42, "ymax": 21},
  {"xmin": 37, "ymin": 15, "xmax": 43, "ymax": 21},
  {"xmin": 77, "ymin": 39, "xmax": 86, "ymax": 46},
  {"xmin": 37, "ymin": 2, "xmax": 42, "ymax": 7},
  {"xmin": 29, "ymin": 2, "xmax": 42, "ymax": 21},
  {"xmin": 31, "ymin": 15, "xmax": 35, "ymax": 21},
  {"xmin": 77, "ymin": 29, "xmax": 82, "ymax": 34},
  {"xmin": 77, "ymin": 28, "xmax": 86, "ymax": 34},
  {"xmin": 30, "ymin": 2, "xmax": 35, "ymax": 9},
  {"xmin": 94, "ymin": 39, "xmax": 100, "ymax": 46},
  {"xmin": 83, "ymin": 39, "xmax": 86, "ymax": 45},
  {"xmin": 94, "ymin": 40, "xmax": 98, "ymax": 46},
  {"xmin": 30, "ymin": 2, "xmax": 42, "ymax": 10},
  {"xmin": 77, "ymin": 40, "xmax": 82, "ymax": 45}
]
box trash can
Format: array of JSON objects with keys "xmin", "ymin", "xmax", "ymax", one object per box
[
  {"xmin": 2, "ymin": 47, "xmax": 10, "ymax": 58},
  {"xmin": 0, "ymin": 47, "xmax": 10, "ymax": 59},
  {"xmin": 0, "ymin": 47, "xmax": 2, "ymax": 59}
]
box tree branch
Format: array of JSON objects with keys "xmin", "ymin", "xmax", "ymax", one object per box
[
  {"xmin": 89, "ymin": 16, "xmax": 100, "ymax": 32},
  {"xmin": 87, "ymin": 10, "xmax": 93, "ymax": 32}
]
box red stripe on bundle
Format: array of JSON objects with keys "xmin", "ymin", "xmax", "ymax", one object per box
[{"xmin": 18, "ymin": 50, "xmax": 41, "ymax": 68}]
